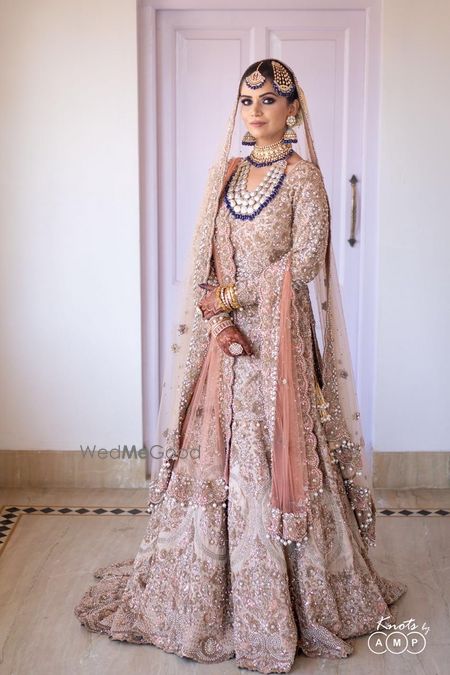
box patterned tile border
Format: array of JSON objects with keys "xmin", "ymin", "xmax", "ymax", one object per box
[
  {"xmin": 0, "ymin": 504, "xmax": 148, "ymax": 557},
  {"xmin": 0, "ymin": 504, "xmax": 449, "ymax": 558}
]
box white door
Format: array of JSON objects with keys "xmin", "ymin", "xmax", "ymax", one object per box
[{"xmin": 140, "ymin": 4, "xmax": 380, "ymax": 468}]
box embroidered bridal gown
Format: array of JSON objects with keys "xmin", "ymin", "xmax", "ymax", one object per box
[{"xmin": 74, "ymin": 158, "xmax": 407, "ymax": 674}]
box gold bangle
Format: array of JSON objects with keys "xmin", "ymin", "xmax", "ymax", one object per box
[
  {"xmin": 224, "ymin": 286, "xmax": 233, "ymax": 309},
  {"xmin": 215, "ymin": 283, "xmax": 243, "ymax": 312},
  {"xmin": 219, "ymin": 286, "xmax": 226, "ymax": 308},
  {"xmin": 220, "ymin": 285, "xmax": 232, "ymax": 311},
  {"xmin": 215, "ymin": 286, "xmax": 229, "ymax": 312},
  {"xmin": 229, "ymin": 284, "xmax": 242, "ymax": 310}
]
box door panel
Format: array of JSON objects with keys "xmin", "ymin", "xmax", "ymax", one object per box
[{"xmin": 156, "ymin": 9, "xmax": 366, "ymax": 379}]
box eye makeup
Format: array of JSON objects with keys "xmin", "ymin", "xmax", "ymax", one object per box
[{"xmin": 240, "ymin": 96, "xmax": 276, "ymax": 105}]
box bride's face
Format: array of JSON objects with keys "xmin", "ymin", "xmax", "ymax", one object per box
[{"xmin": 239, "ymin": 80, "xmax": 299, "ymax": 146}]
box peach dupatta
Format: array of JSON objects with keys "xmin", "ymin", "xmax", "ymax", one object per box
[
  {"xmin": 269, "ymin": 262, "xmax": 310, "ymax": 536},
  {"xmin": 176, "ymin": 254, "xmax": 320, "ymax": 544}
]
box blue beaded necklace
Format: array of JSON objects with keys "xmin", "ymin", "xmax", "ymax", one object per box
[
  {"xmin": 247, "ymin": 147, "xmax": 293, "ymax": 167},
  {"xmin": 224, "ymin": 157, "xmax": 288, "ymax": 221}
]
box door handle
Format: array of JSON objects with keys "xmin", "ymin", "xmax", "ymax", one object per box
[{"xmin": 348, "ymin": 174, "xmax": 358, "ymax": 247}]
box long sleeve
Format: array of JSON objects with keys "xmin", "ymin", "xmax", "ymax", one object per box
[
  {"xmin": 207, "ymin": 255, "xmax": 219, "ymax": 285},
  {"xmin": 234, "ymin": 164, "xmax": 330, "ymax": 307}
]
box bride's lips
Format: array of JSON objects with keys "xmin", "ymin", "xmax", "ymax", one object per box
[{"xmin": 250, "ymin": 121, "xmax": 266, "ymax": 126}]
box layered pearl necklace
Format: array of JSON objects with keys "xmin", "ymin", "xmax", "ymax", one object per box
[{"xmin": 224, "ymin": 156, "xmax": 288, "ymax": 221}]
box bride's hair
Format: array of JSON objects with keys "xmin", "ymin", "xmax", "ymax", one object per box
[{"xmin": 239, "ymin": 59, "xmax": 299, "ymax": 104}]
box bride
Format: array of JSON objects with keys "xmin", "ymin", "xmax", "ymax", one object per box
[{"xmin": 74, "ymin": 59, "xmax": 407, "ymax": 674}]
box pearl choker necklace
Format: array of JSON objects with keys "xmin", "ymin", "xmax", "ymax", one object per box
[{"xmin": 249, "ymin": 139, "xmax": 292, "ymax": 166}]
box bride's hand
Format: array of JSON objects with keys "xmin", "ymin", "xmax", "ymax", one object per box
[
  {"xmin": 214, "ymin": 325, "xmax": 253, "ymax": 357},
  {"xmin": 198, "ymin": 282, "xmax": 226, "ymax": 319}
]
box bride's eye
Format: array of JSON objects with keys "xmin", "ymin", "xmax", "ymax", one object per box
[{"xmin": 240, "ymin": 97, "xmax": 276, "ymax": 105}]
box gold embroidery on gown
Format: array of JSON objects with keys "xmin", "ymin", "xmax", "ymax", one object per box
[{"xmin": 74, "ymin": 159, "xmax": 407, "ymax": 674}]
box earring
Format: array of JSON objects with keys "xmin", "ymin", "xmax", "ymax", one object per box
[
  {"xmin": 242, "ymin": 130, "xmax": 256, "ymax": 146},
  {"xmin": 282, "ymin": 114, "xmax": 298, "ymax": 144}
]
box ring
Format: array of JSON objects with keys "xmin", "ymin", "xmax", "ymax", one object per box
[{"xmin": 229, "ymin": 342, "xmax": 244, "ymax": 356}]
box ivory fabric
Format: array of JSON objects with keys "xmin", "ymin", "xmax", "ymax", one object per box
[{"xmin": 74, "ymin": 158, "xmax": 407, "ymax": 674}]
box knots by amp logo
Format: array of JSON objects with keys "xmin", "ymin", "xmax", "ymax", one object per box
[{"xmin": 368, "ymin": 616, "xmax": 429, "ymax": 655}]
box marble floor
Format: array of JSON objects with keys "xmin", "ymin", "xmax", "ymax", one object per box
[{"xmin": 0, "ymin": 487, "xmax": 448, "ymax": 675}]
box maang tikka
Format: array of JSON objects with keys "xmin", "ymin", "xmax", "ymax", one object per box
[{"xmin": 244, "ymin": 60, "xmax": 266, "ymax": 90}]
